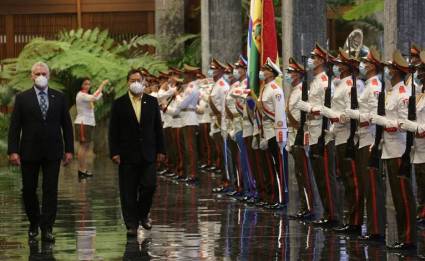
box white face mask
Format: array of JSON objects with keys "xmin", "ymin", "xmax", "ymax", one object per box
[
  {"xmin": 233, "ymin": 70, "xmax": 241, "ymax": 80},
  {"xmin": 307, "ymin": 58, "xmax": 315, "ymax": 70},
  {"xmin": 35, "ymin": 75, "xmax": 48, "ymax": 89},
  {"xmin": 129, "ymin": 81, "xmax": 145, "ymax": 95}
]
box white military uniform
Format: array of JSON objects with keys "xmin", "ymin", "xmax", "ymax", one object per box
[
  {"xmin": 400, "ymin": 91, "xmax": 425, "ymax": 164},
  {"xmin": 197, "ymin": 79, "xmax": 213, "ymax": 125},
  {"xmin": 177, "ymin": 81, "xmax": 200, "ymax": 127},
  {"xmin": 346, "ymin": 75, "xmax": 381, "ymax": 148},
  {"xmin": 372, "ymin": 81, "xmax": 409, "ymax": 159},
  {"xmin": 158, "ymin": 86, "xmax": 176, "ymax": 129},
  {"xmin": 226, "ymin": 80, "xmax": 244, "ymax": 139},
  {"xmin": 229, "ymin": 79, "xmax": 253, "ymax": 138},
  {"xmin": 167, "ymin": 93, "xmax": 184, "ymax": 129},
  {"xmin": 298, "ymin": 72, "xmax": 332, "ymax": 145},
  {"xmin": 286, "ymin": 83, "xmax": 302, "ymax": 149},
  {"xmin": 209, "ymin": 77, "xmax": 230, "ymax": 136},
  {"xmin": 259, "ymin": 80, "xmax": 287, "ymax": 147},
  {"xmin": 320, "ymin": 75, "xmax": 352, "ymax": 146}
]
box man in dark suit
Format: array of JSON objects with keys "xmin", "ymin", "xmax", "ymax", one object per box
[
  {"xmin": 8, "ymin": 62, "xmax": 74, "ymax": 242},
  {"xmin": 109, "ymin": 69, "xmax": 165, "ymax": 237}
]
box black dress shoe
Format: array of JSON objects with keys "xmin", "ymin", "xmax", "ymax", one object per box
[
  {"xmin": 207, "ymin": 166, "xmax": 217, "ymax": 171},
  {"xmin": 358, "ymin": 234, "xmax": 385, "ymax": 243},
  {"xmin": 312, "ymin": 218, "xmax": 339, "ymax": 228},
  {"xmin": 78, "ymin": 170, "xmax": 93, "ymax": 178},
  {"xmin": 41, "ymin": 230, "xmax": 55, "ymax": 243},
  {"xmin": 255, "ymin": 201, "xmax": 266, "ymax": 207},
  {"xmin": 246, "ymin": 197, "xmax": 258, "ymax": 205},
  {"xmin": 28, "ymin": 225, "xmax": 39, "ymax": 239},
  {"xmin": 386, "ymin": 242, "xmax": 417, "ymax": 252},
  {"xmin": 333, "ymin": 224, "xmax": 361, "ymax": 234},
  {"xmin": 126, "ymin": 228, "xmax": 138, "ymax": 237},
  {"xmin": 417, "ymin": 218, "xmax": 425, "ymax": 228},
  {"xmin": 212, "ymin": 186, "xmax": 224, "ymax": 193},
  {"xmin": 140, "ymin": 219, "xmax": 152, "ymax": 230},
  {"xmin": 186, "ymin": 177, "xmax": 199, "ymax": 185}
]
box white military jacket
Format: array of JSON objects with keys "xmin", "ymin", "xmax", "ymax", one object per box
[
  {"xmin": 298, "ymin": 71, "xmax": 332, "ymax": 145},
  {"xmin": 259, "ymin": 80, "xmax": 287, "ymax": 144},
  {"xmin": 209, "ymin": 77, "xmax": 230, "ymax": 134},
  {"xmin": 286, "ymin": 83, "xmax": 302, "ymax": 149},
  {"xmin": 321, "ymin": 75, "xmax": 352, "ymax": 146},
  {"xmin": 158, "ymin": 86, "xmax": 176, "ymax": 128},
  {"xmin": 178, "ymin": 80, "xmax": 200, "ymax": 127},
  {"xmin": 373, "ymin": 81, "xmax": 409, "ymax": 159},
  {"xmin": 400, "ymin": 90, "xmax": 425, "ymax": 164},
  {"xmin": 346, "ymin": 75, "xmax": 381, "ymax": 148},
  {"xmin": 197, "ymin": 79, "xmax": 213, "ymax": 124}
]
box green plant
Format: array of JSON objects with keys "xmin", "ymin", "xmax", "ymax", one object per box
[
  {"xmin": 0, "ymin": 114, "xmax": 10, "ymax": 154},
  {"xmin": 1, "ymin": 28, "xmax": 169, "ymax": 119}
]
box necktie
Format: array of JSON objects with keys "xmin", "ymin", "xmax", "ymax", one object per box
[{"xmin": 39, "ymin": 91, "xmax": 48, "ymax": 120}]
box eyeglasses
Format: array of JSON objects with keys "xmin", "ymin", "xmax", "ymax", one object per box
[{"xmin": 34, "ymin": 73, "xmax": 47, "ymax": 76}]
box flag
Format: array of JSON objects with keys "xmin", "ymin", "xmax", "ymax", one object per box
[{"xmin": 247, "ymin": 0, "xmax": 280, "ymax": 97}]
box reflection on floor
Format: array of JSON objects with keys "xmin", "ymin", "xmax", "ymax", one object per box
[{"xmin": 0, "ymin": 158, "xmax": 424, "ymax": 260}]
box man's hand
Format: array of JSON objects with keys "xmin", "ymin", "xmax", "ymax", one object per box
[
  {"xmin": 156, "ymin": 153, "xmax": 166, "ymax": 163},
  {"xmin": 9, "ymin": 153, "xmax": 21, "ymax": 166},
  {"xmin": 63, "ymin": 153, "xmax": 73, "ymax": 166},
  {"xmin": 112, "ymin": 155, "xmax": 121, "ymax": 165}
]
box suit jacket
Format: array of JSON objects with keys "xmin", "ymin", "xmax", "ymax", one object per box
[
  {"xmin": 8, "ymin": 87, "xmax": 74, "ymax": 161},
  {"xmin": 109, "ymin": 93, "xmax": 165, "ymax": 164}
]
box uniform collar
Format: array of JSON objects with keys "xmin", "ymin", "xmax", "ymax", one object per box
[{"xmin": 365, "ymin": 75, "xmax": 380, "ymax": 85}]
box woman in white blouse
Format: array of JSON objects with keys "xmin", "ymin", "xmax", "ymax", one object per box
[{"xmin": 74, "ymin": 77, "xmax": 109, "ymax": 178}]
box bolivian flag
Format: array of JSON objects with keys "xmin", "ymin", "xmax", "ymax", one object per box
[{"xmin": 247, "ymin": 0, "xmax": 280, "ymax": 97}]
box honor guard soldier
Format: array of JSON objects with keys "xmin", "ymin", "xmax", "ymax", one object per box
[
  {"xmin": 285, "ymin": 57, "xmax": 315, "ymax": 220},
  {"xmin": 258, "ymin": 57, "xmax": 288, "ymax": 209},
  {"xmin": 400, "ymin": 50, "xmax": 425, "ymax": 229},
  {"xmin": 372, "ymin": 50, "xmax": 417, "ymax": 251},
  {"xmin": 298, "ymin": 44, "xmax": 339, "ymax": 227},
  {"xmin": 345, "ymin": 47, "xmax": 386, "ymax": 242},
  {"xmin": 321, "ymin": 48, "xmax": 363, "ymax": 235},
  {"xmin": 209, "ymin": 59, "xmax": 231, "ymax": 193}
]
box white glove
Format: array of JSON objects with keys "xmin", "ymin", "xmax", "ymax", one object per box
[
  {"xmin": 399, "ymin": 119, "xmax": 418, "ymax": 132},
  {"xmin": 298, "ymin": 101, "xmax": 313, "ymax": 113},
  {"xmin": 321, "ymin": 106, "xmax": 339, "ymax": 119},
  {"xmin": 228, "ymin": 129, "xmax": 236, "ymax": 141},
  {"xmin": 371, "ymin": 115, "xmax": 389, "ymax": 127},
  {"xmin": 251, "ymin": 136, "xmax": 259, "ymax": 150},
  {"xmin": 345, "ymin": 109, "xmax": 360, "ymax": 119},
  {"xmin": 259, "ymin": 138, "xmax": 268, "ymax": 150},
  {"xmin": 221, "ymin": 130, "xmax": 228, "ymax": 139},
  {"xmin": 311, "ymin": 105, "xmax": 322, "ymax": 114}
]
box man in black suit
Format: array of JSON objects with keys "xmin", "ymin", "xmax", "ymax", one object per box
[
  {"xmin": 8, "ymin": 62, "xmax": 74, "ymax": 242},
  {"xmin": 109, "ymin": 69, "xmax": 165, "ymax": 237}
]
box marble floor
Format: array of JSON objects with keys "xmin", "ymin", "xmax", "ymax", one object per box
[{"xmin": 0, "ymin": 158, "xmax": 424, "ymax": 260}]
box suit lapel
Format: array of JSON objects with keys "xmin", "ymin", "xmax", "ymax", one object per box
[
  {"xmin": 46, "ymin": 90, "xmax": 56, "ymax": 119},
  {"xmin": 30, "ymin": 88, "xmax": 43, "ymax": 120},
  {"xmin": 124, "ymin": 94, "xmax": 140, "ymax": 127},
  {"xmin": 140, "ymin": 94, "xmax": 148, "ymax": 126}
]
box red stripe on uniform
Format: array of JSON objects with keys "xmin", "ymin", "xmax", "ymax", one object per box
[
  {"xmin": 302, "ymin": 152, "xmax": 314, "ymax": 212},
  {"xmin": 369, "ymin": 168, "xmax": 379, "ymax": 234},
  {"xmin": 265, "ymin": 151, "xmax": 276, "ymax": 202},
  {"xmin": 400, "ymin": 178, "xmax": 412, "ymax": 243},
  {"xmin": 176, "ymin": 129, "xmax": 184, "ymax": 176},
  {"xmin": 323, "ymin": 149, "xmax": 335, "ymax": 218},
  {"xmin": 188, "ymin": 128, "xmax": 196, "ymax": 178},
  {"xmin": 351, "ymin": 160, "xmax": 361, "ymax": 225},
  {"xmin": 397, "ymin": 158, "xmax": 412, "ymax": 243}
]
